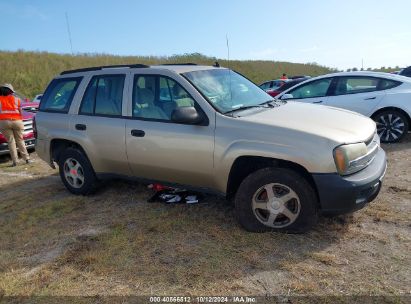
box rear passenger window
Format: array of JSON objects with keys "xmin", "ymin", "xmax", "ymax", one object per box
[
  {"xmin": 335, "ymin": 77, "xmax": 378, "ymax": 95},
  {"xmin": 335, "ymin": 77, "xmax": 401, "ymax": 95},
  {"xmin": 79, "ymin": 75, "xmax": 125, "ymax": 116},
  {"xmin": 39, "ymin": 77, "xmax": 82, "ymax": 113}
]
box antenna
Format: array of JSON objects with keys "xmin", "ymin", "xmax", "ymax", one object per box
[
  {"xmin": 226, "ymin": 34, "xmax": 230, "ymax": 64},
  {"xmin": 65, "ymin": 12, "xmax": 74, "ymax": 55},
  {"xmin": 226, "ymin": 34, "xmax": 232, "ymax": 106}
]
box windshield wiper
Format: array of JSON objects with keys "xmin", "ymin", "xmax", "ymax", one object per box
[
  {"xmin": 224, "ymin": 104, "xmax": 267, "ymax": 114},
  {"xmin": 260, "ymin": 99, "xmax": 286, "ymax": 107},
  {"xmin": 259, "ymin": 100, "xmax": 276, "ymax": 107}
]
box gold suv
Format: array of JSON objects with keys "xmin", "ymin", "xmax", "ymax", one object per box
[{"xmin": 35, "ymin": 64, "xmax": 387, "ymax": 233}]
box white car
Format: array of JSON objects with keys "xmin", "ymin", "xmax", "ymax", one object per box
[
  {"xmin": 32, "ymin": 94, "xmax": 43, "ymax": 103},
  {"xmin": 277, "ymin": 71, "xmax": 411, "ymax": 143}
]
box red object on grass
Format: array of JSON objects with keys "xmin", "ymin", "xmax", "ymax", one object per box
[{"xmin": 152, "ymin": 183, "xmax": 173, "ymax": 191}]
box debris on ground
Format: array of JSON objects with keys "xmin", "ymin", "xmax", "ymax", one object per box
[{"xmin": 147, "ymin": 183, "xmax": 201, "ymax": 204}]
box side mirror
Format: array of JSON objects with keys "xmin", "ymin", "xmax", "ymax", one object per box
[
  {"xmin": 281, "ymin": 93, "xmax": 294, "ymax": 100},
  {"xmin": 171, "ymin": 107, "xmax": 203, "ymax": 125}
]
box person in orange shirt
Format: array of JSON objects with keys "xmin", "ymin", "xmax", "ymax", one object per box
[
  {"xmin": 0, "ymin": 84, "xmax": 31, "ymax": 167},
  {"xmin": 280, "ymin": 73, "xmax": 288, "ymax": 80}
]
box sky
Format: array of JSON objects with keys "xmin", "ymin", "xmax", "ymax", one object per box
[{"xmin": 0, "ymin": 0, "xmax": 410, "ymax": 70}]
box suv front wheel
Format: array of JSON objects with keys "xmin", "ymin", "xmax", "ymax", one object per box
[
  {"xmin": 235, "ymin": 168, "xmax": 318, "ymax": 233},
  {"xmin": 58, "ymin": 147, "xmax": 98, "ymax": 195}
]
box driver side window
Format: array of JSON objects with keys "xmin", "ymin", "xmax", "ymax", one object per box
[
  {"xmin": 289, "ymin": 78, "xmax": 332, "ymax": 99},
  {"xmin": 132, "ymin": 75, "xmax": 195, "ymax": 121}
]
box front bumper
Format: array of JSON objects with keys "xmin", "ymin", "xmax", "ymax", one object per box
[
  {"xmin": 312, "ymin": 148, "xmax": 387, "ymax": 214},
  {"xmin": 0, "ymin": 139, "xmax": 36, "ymax": 156}
]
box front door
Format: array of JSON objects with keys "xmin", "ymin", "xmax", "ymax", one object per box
[{"xmin": 125, "ymin": 74, "xmax": 215, "ymax": 189}]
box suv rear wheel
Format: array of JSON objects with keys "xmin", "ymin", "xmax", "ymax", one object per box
[
  {"xmin": 58, "ymin": 147, "xmax": 98, "ymax": 195},
  {"xmin": 235, "ymin": 167, "xmax": 318, "ymax": 233}
]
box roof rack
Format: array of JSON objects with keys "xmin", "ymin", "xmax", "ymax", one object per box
[
  {"xmin": 159, "ymin": 63, "xmax": 198, "ymax": 66},
  {"xmin": 60, "ymin": 64, "xmax": 149, "ymax": 75}
]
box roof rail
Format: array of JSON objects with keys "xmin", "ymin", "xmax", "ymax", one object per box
[
  {"xmin": 60, "ymin": 64, "xmax": 149, "ymax": 75},
  {"xmin": 159, "ymin": 63, "xmax": 198, "ymax": 66}
]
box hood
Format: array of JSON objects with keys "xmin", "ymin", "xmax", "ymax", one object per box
[
  {"xmin": 239, "ymin": 101, "xmax": 376, "ymax": 144},
  {"xmin": 21, "ymin": 101, "xmax": 39, "ymax": 108},
  {"xmin": 22, "ymin": 109, "xmax": 35, "ymax": 120}
]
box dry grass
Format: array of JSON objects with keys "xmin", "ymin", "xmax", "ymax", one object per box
[{"xmin": 0, "ymin": 136, "xmax": 410, "ymax": 297}]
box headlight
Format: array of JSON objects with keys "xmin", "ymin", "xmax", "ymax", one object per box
[{"xmin": 333, "ymin": 142, "xmax": 378, "ymax": 175}]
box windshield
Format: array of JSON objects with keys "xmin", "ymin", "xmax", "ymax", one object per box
[{"xmin": 183, "ymin": 69, "xmax": 273, "ymax": 114}]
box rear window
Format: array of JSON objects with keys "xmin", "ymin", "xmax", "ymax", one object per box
[{"xmin": 39, "ymin": 77, "xmax": 82, "ymax": 113}]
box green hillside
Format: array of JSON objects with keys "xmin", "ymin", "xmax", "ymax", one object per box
[{"xmin": 0, "ymin": 51, "xmax": 336, "ymax": 99}]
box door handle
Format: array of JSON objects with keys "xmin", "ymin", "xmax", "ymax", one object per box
[
  {"xmin": 131, "ymin": 129, "xmax": 145, "ymax": 137},
  {"xmin": 364, "ymin": 97, "xmax": 376, "ymax": 100},
  {"xmin": 75, "ymin": 124, "xmax": 86, "ymax": 131},
  {"xmin": 313, "ymin": 100, "xmax": 323, "ymax": 104}
]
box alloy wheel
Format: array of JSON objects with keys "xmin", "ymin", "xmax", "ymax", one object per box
[
  {"xmin": 252, "ymin": 183, "xmax": 301, "ymax": 228},
  {"xmin": 63, "ymin": 158, "xmax": 85, "ymax": 189},
  {"xmin": 376, "ymin": 113, "xmax": 405, "ymax": 143}
]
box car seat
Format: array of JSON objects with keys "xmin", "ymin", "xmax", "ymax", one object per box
[
  {"xmin": 134, "ymin": 88, "xmax": 168, "ymax": 120},
  {"xmin": 95, "ymin": 85, "xmax": 120, "ymax": 115}
]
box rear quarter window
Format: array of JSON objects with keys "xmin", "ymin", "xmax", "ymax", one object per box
[
  {"xmin": 378, "ymin": 79, "xmax": 402, "ymax": 90},
  {"xmin": 39, "ymin": 77, "xmax": 82, "ymax": 113}
]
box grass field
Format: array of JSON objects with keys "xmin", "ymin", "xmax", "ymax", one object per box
[
  {"xmin": 0, "ymin": 51, "xmax": 335, "ymax": 99},
  {"xmin": 0, "ymin": 136, "xmax": 410, "ymax": 301}
]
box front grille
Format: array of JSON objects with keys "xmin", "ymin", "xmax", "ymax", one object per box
[{"xmin": 23, "ymin": 119, "xmax": 33, "ymax": 135}]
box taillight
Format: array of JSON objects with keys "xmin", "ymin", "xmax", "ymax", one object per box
[{"xmin": 33, "ymin": 116, "xmax": 37, "ymax": 139}]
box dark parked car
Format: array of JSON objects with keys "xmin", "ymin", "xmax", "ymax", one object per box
[
  {"xmin": 289, "ymin": 75, "xmax": 311, "ymax": 80},
  {"xmin": 399, "ymin": 66, "xmax": 411, "ymax": 77},
  {"xmin": 259, "ymin": 79, "xmax": 289, "ymax": 96}
]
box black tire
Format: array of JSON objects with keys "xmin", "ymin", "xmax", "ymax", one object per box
[
  {"xmin": 58, "ymin": 147, "xmax": 98, "ymax": 195},
  {"xmin": 373, "ymin": 110, "xmax": 409, "ymax": 143},
  {"xmin": 234, "ymin": 167, "xmax": 318, "ymax": 233}
]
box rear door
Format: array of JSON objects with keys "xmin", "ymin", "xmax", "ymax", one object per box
[
  {"xmin": 125, "ymin": 73, "xmax": 215, "ymax": 188},
  {"xmin": 323, "ymin": 76, "xmax": 386, "ymax": 116},
  {"xmin": 70, "ymin": 72, "xmax": 131, "ymax": 175}
]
